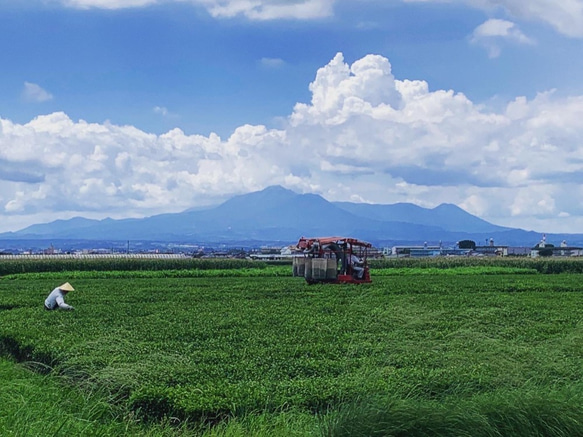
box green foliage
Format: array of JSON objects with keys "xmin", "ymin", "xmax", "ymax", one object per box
[
  {"xmin": 369, "ymin": 256, "xmax": 583, "ymax": 274},
  {"xmin": 458, "ymin": 239, "xmax": 476, "ymax": 250},
  {"xmin": 0, "ymin": 357, "xmax": 135, "ymax": 436},
  {"xmin": 0, "ymin": 257, "xmax": 285, "ymax": 277},
  {"xmin": 325, "ymin": 387, "xmax": 583, "ymax": 437},
  {"xmin": 1, "ymin": 272, "xmax": 583, "ymax": 435},
  {"xmin": 5, "ymin": 256, "xmax": 583, "ymax": 279},
  {"xmin": 536, "ymin": 245, "xmax": 555, "ymax": 257},
  {"xmin": 373, "ymin": 266, "xmax": 538, "ymax": 276},
  {"xmin": 1, "ymin": 266, "xmax": 291, "ymax": 281}
]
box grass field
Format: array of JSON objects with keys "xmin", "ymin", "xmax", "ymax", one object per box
[{"xmin": 1, "ymin": 262, "xmax": 583, "ymax": 436}]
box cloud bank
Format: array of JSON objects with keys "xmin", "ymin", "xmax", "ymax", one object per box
[
  {"xmin": 2, "ymin": 52, "xmax": 583, "ymax": 232},
  {"xmin": 469, "ymin": 0, "xmax": 583, "ymax": 38},
  {"xmin": 55, "ymin": 0, "xmax": 583, "ymax": 37}
]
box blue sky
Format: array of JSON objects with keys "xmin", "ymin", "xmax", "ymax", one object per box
[{"xmin": 2, "ymin": 0, "xmax": 583, "ymax": 237}]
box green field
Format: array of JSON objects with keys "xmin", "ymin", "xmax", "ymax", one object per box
[{"xmin": 1, "ymin": 260, "xmax": 583, "ymax": 436}]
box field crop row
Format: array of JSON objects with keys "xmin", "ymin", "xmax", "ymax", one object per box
[
  {"xmin": 3, "ymin": 256, "xmax": 583, "ymax": 277},
  {"xmin": 0, "ymin": 258, "xmax": 289, "ymax": 277},
  {"xmin": 1, "ymin": 273, "xmax": 583, "ymax": 435},
  {"xmin": 0, "ymin": 266, "xmax": 291, "ymax": 281},
  {"xmin": 370, "ymin": 256, "xmax": 583, "ymax": 273},
  {"xmin": 1, "ymin": 265, "xmax": 539, "ymax": 281}
]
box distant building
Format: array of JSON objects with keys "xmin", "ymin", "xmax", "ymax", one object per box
[
  {"xmin": 384, "ymin": 237, "xmax": 542, "ymax": 258},
  {"xmin": 367, "ymin": 246, "xmax": 385, "ymax": 259},
  {"xmin": 506, "ymin": 247, "xmax": 531, "ymax": 256},
  {"xmin": 386, "ymin": 245, "xmax": 471, "ymax": 258},
  {"xmin": 530, "ymin": 236, "xmax": 583, "ymax": 257}
]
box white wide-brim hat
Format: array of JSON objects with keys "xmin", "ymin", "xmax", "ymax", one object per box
[{"xmin": 59, "ymin": 282, "xmax": 75, "ymax": 292}]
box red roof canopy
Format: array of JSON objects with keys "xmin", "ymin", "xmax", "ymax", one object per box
[{"xmin": 297, "ymin": 236, "xmax": 372, "ymax": 249}]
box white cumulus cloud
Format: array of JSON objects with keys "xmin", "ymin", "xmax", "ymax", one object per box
[{"xmin": 3, "ymin": 52, "xmax": 583, "ymax": 233}]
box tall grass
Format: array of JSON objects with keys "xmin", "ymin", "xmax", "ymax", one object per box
[
  {"xmin": 0, "ymin": 355, "xmax": 324, "ymax": 436},
  {"xmin": 325, "ymin": 387, "xmax": 583, "ymax": 437},
  {"xmin": 0, "ymin": 357, "xmax": 134, "ymax": 436}
]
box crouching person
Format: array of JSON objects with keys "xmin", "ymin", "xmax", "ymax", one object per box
[{"xmin": 44, "ymin": 282, "xmax": 75, "ymax": 311}]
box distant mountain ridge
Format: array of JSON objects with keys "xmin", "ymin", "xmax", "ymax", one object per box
[
  {"xmin": 333, "ymin": 201, "xmax": 509, "ymax": 234},
  {"xmin": 1, "ymin": 185, "xmax": 580, "ymax": 247}
]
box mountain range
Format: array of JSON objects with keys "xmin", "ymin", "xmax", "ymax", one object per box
[{"xmin": 1, "ymin": 185, "xmax": 580, "ymax": 248}]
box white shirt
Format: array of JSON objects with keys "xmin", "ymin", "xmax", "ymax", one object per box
[{"xmin": 44, "ymin": 287, "xmax": 74, "ymax": 310}]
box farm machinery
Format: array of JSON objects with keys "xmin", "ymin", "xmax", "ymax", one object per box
[{"xmin": 293, "ymin": 236, "xmax": 372, "ymax": 284}]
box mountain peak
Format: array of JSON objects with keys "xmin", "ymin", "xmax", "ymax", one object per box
[
  {"xmin": 2, "ymin": 186, "xmax": 543, "ymax": 245},
  {"xmin": 215, "ymin": 185, "xmax": 298, "ymax": 213},
  {"xmin": 432, "ymin": 203, "xmax": 464, "ymax": 213},
  {"xmin": 260, "ymin": 185, "xmax": 295, "ymax": 195}
]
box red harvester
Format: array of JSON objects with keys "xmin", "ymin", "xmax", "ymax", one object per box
[{"xmin": 293, "ymin": 236, "xmax": 372, "ymax": 284}]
